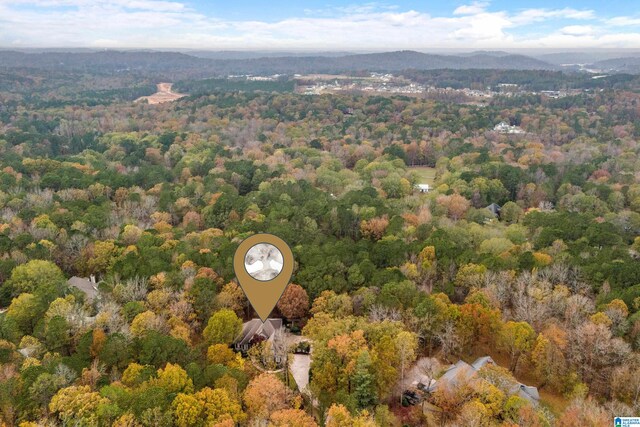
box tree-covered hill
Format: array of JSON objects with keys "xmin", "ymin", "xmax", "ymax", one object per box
[
  {"xmin": 0, "ymin": 49, "xmax": 557, "ymax": 78},
  {"xmin": 0, "ymin": 68, "xmax": 639, "ymax": 425}
]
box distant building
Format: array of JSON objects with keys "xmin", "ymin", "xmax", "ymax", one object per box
[
  {"xmin": 18, "ymin": 347, "xmax": 35, "ymax": 358},
  {"xmin": 486, "ymin": 203, "xmax": 502, "ymax": 218},
  {"xmin": 497, "ymin": 83, "xmax": 519, "ymax": 93},
  {"xmin": 415, "ymin": 184, "xmax": 431, "ymax": 193},
  {"xmin": 67, "ymin": 275, "xmax": 98, "ymax": 301},
  {"xmin": 493, "ymin": 121, "xmax": 524, "ymax": 134},
  {"xmin": 540, "ymin": 90, "xmax": 570, "ymax": 99},
  {"xmin": 426, "ymin": 356, "xmax": 539, "ymax": 405},
  {"xmin": 234, "ymin": 318, "xmax": 283, "ymax": 353}
]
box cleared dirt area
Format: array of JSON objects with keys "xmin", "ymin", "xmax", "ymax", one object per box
[{"xmin": 136, "ymin": 82, "xmax": 185, "ymax": 104}]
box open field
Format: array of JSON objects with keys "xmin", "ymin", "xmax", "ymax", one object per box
[
  {"xmin": 136, "ymin": 82, "xmax": 186, "ymax": 104},
  {"xmin": 408, "ymin": 166, "xmax": 437, "ymax": 186}
]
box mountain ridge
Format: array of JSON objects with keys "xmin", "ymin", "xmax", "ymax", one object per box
[{"xmin": 0, "ymin": 49, "xmax": 558, "ymax": 77}]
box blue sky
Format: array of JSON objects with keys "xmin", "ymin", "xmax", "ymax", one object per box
[
  {"xmin": 197, "ymin": 1, "xmax": 632, "ymax": 21},
  {"xmin": 1, "ymin": 0, "xmax": 639, "ymax": 49}
]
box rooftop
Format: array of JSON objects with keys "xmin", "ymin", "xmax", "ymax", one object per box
[
  {"xmin": 428, "ymin": 356, "xmax": 539, "ymax": 404},
  {"xmin": 235, "ymin": 318, "xmax": 283, "ymax": 347},
  {"xmin": 67, "ymin": 276, "xmax": 98, "ymax": 301}
]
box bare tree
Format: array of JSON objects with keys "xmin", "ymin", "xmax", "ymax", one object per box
[
  {"xmin": 272, "ymin": 328, "xmax": 293, "ymax": 385},
  {"xmin": 416, "ymin": 357, "xmax": 442, "ymax": 391},
  {"xmin": 564, "ymin": 295, "xmax": 595, "ymax": 328},
  {"xmin": 568, "ymin": 321, "xmax": 631, "ymax": 395},
  {"xmin": 113, "ymin": 276, "xmax": 148, "ymax": 303},
  {"xmin": 512, "ymin": 275, "xmax": 549, "ymax": 331},
  {"xmin": 368, "ymin": 304, "xmax": 402, "ymax": 322},
  {"xmin": 436, "ymin": 321, "xmax": 460, "ymax": 362}
]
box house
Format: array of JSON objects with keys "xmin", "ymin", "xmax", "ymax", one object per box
[
  {"xmin": 486, "ymin": 203, "xmax": 502, "ymax": 218},
  {"xmin": 234, "ymin": 318, "xmax": 283, "ymax": 353},
  {"xmin": 427, "ymin": 356, "xmax": 539, "ymax": 405},
  {"xmin": 515, "ymin": 384, "xmax": 540, "ymax": 403},
  {"xmin": 415, "ymin": 184, "xmax": 430, "ymax": 193},
  {"xmin": 426, "ymin": 356, "xmax": 495, "ymax": 392},
  {"xmin": 493, "ymin": 121, "xmax": 511, "ymax": 132},
  {"xmin": 67, "ymin": 275, "xmax": 98, "ymax": 301},
  {"xmin": 18, "ymin": 346, "xmax": 36, "ymax": 358},
  {"xmin": 493, "ymin": 122, "xmax": 524, "ymax": 134}
]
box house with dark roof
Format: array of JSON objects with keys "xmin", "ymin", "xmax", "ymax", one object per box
[
  {"xmin": 427, "ymin": 356, "xmax": 539, "ymax": 405},
  {"xmin": 234, "ymin": 318, "xmax": 283, "ymax": 353}
]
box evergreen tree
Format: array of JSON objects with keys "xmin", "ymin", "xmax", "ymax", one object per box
[{"xmin": 352, "ymin": 350, "xmax": 376, "ymax": 409}]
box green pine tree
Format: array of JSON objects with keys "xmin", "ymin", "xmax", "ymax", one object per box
[{"xmin": 353, "ymin": 350, "xmax": 377, "ymax": 409}]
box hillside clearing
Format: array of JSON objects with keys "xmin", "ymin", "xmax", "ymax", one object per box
[{"xmin": 135, "ymin": 82, "xmax": 185, "ymax": 104}]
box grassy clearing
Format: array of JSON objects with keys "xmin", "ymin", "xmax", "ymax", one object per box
[{"xmin": 408, "ymin": 166, "xmax": 437, "ymax": 186}]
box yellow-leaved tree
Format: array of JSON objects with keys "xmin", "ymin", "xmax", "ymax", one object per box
[{"xmin": 173, "ymin": 387, "xmax": 245, "ymax": 427}]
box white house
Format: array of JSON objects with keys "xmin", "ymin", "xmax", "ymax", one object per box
[
  {"xmin": 493, "ymin": 122, "xmax": 524, "ymax": 134},
  {"xmin": 415, "ymin": 184, "xmax": 430, "ymax": 193}
]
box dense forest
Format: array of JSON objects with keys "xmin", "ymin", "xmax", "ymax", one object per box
[
  {"xmin": 0, "ymin": 50, "xmax": 556, "ymax": 78},
  {"xmin": 0, "ymin": 60, "xmax": 639, "ymax": 426},
  {"xmin": 402, "ymin": 69, "xmax": 640, "ymax": 91},
  {"xmin": 173, "ymin": 78, "xmax": 295, "ymax": 96}
]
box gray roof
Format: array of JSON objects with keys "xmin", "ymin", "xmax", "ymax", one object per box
[
  {"xmin": 235, "ymin": 318, "xmax": 282, "ymax": 346},
  {"xmin": 515, "ymin": 384, "xmax": 540, "ymax": 402},
  {"xmin": 429, "ymin": 356, "xmax": 539, "ymax": 403},
  {"xmin": 67, "ymin": 277, "xmax": 98, "ymax": 300},
  {"xmin": 18, "ymin": 347, "xmax": 34, "ymax": 358},
  {"xmin": 471, "ymin": 356, "xmax": 493, "ymax": 370},
  {"xmin": 486, "ymin": 203, "xmax": 502, "ymax": 216},
  {"xmin": 430, "ymin": 359, "xmax": 480, "ymax": 391}
]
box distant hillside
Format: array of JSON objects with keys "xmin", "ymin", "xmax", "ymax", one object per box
[
  {"xmin": 306, "ymin": 51, "xmax": 556, "ymax": 72},
  {"xmin": 0, "ymin": 50, "xmax": 556, "ymax": 78},
  {"xmin": 402, "ymin": 69, "xmax": 640, "ymax": 91},
  {"xmin": 591, "ymin": 57, "xmax": 640, "ymax": 74},
  {"xmin": 537, "ymin": 51, "xmax": 640, "ymax": 66},
  {"xmin": 186, "ymin": 50, "xmax": 355, "ymax": 60},
  {"xmin": 0, "ymin": 50, "xmax": 209, "ymax": 72},
  {"xmin": 457, "ymin": 50, "xmax": 513, "ymax": 57}
]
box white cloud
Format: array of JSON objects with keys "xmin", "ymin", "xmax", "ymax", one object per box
[
  {"xmin": 534, "ymin": 31, "xmax": 640, "ymax": 48},
  {"xmin": 510, "ymin": 8, "xmax": 594, "ymax": 25},
  {"xmin": 560, "ymin": 25, "xmax": 594, "ymax": 36},
  {"xmin": 453, "ymin": 1, "xmax": 489, "ymax": 16},
  {"xmin": 607, "ymin": 16, "xmax": 640, "ymax": 27},
  {"xmin": 0, "ymin": 0, "xmax": 634, "ymax": 49}
]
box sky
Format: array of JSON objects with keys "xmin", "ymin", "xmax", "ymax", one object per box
[{"xmin": 1, "ymin": 0, "xmax": 640, "ymax": 49}]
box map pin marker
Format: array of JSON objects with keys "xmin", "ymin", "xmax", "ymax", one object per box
[{"xmin": 233, "ymin": 233, "xmax": 294, "ymax": 322}]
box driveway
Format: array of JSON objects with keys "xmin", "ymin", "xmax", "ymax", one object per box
[
  {"xmin": 288, "ymin": 334, "xmax": 312, "ymax": 393},
  {"xmin": 290, "ymin": 353, "xmax": 311, "ymax": 392}
]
